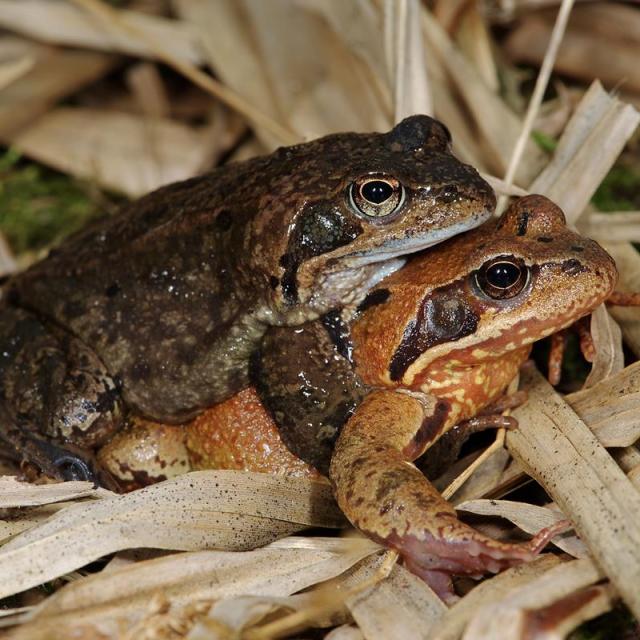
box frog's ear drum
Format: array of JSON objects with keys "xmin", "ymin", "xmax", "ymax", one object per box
[
  {"xmin": 387, "ymin": 115, "xmax": 451, "ymax": 153},
  {"xmin": 497, "ymin": 194, "xmax": 567, "ymax": 238}
]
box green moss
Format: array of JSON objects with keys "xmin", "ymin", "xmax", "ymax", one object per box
[
  {"xmin": 532, "ymin": 130, "xmax": 558, "ymax": 153},
  {"xmin": 0, "ymin": 148, "xmax": 105, "ymax": 254},
  {"xmin": 592, "ymin": 165, "xmax": 640, "ymax": 212}
]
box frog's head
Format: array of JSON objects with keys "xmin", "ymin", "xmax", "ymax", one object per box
[
  {"xmin": 248, "ymin": 115, "xmax": 495, "ymax": 320},
  {"xmin": 352, "ymin": 195, "xmax": 618, "ymax": 388}
]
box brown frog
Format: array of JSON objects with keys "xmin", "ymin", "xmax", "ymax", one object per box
[
  {"xmin": 0, "ymin": 115, "xmax": 495, "ymax": 484},
  {"xmin": 102, "ymin": 196, "xmax": 618, "ymax": 598}
]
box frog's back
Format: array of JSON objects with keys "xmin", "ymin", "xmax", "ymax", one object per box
[
  {"xmin": 3, "ymin": 116, "xmax": 495, "ymax": 421},
  {"xmin": 5, "ymin": 159, "xmax": 270, "ymax": 419}
]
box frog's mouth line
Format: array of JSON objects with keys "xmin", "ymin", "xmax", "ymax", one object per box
[
  {"xmin": 297, "ymin": 210, "xmax": 493, "ymax": 311},
  {"xmin": 333, "ymin": 214, "xmax": 492, "ymax": 268}
]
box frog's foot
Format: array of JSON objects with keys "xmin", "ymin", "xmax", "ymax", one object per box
[
  {"xmin": 0, "ymin": 307, "xmax": 123, "ymax": 488},
  {"xmin": 330, "ymin": 390, "xmax": 565, "ymax": 600},
  {"xmin": 30, "ymin": 437, "xmax": 119, "ymax": 489},
  {"xmin": 607, "ymin": 290, "xmax": 640, "ymax": 306},
  {"xmin": 1, "ymin": 421, "xmax": 119, "ymax": 490},
  {"xmin": 393, "ymin": 516, "xmax": 568, "ymax": 600}
]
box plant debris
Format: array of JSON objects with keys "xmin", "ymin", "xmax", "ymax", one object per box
[{"xmin": 1, "ymin": 1, "xmax": 640, "ymax": 639}]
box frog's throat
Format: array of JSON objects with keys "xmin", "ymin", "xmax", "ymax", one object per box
[
  {"xmin": 311, "ymin": 257, "xmax": 406, "ymax": 311},
  {"xmin": 299, "ymin": 215, "xmax": 491, "ymax": 314}
]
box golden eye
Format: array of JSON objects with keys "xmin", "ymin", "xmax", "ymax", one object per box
[
  {"xmin": 475, "ymin": 257, "xmax": 529, "ymax": 300},
  {"xmin": 349, "ymin": 175, "xmax": 405, "ymax": 219}
]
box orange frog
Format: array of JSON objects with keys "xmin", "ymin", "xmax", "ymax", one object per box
[{"xmin": 98, "ymin": 195, "xmax": 619, "ymax": 598}]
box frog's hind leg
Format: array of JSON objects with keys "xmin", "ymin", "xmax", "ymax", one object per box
[
  {"xmin": 329, "ymin": 390, "xmax": 565, "ymax": 601},
  {"xmin": 0, "ymin": 307, "xmax": 123, "ymax": 487}
]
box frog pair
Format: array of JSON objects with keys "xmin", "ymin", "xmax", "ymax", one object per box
[{"xmin": 0, "ymin": 116, "xmax": 617, "ymax": 598}]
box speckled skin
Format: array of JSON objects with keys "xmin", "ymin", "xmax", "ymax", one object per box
[
  {"xmin": 100, "ymin": 196, "xmax": 618, "ymax": 597},
  {"xmin": 184, "ymin": 387, "xmax": 318, "ymax": 478},
  {"xmin": 331, "ymin": 195, "xmax": 617, "ymax": 597},
  {"xmin": 0, "ymin": 115, "xmax": 495, "ymax": 482}
]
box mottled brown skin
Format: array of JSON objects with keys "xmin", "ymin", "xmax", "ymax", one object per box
[
  {"xmin": 251, "ymin": 315, "xmax": 368, "ymax": 474},
  {"xmin": 108, "ymin": 196, "xmax": 618, "ymax": 599},
  {"xmin": 332, "ymin": 195, "xmax": 617, "ymax": 597},
  {"xmin": 184, "ymin": 387, "xmax": 318, "ymax": 478},
  {"xmin": 0, "ymin": 115, "xmax": 495, "ymax": 482}
]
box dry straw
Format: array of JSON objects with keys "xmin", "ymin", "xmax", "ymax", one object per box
[{"xmin": 1, "ymin": 0, "xmax": 640, "ymax": 638}]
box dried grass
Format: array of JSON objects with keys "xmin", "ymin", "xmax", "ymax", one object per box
[{"xmin": 0, "ymin": 1, "xmax": 640, "ymax": 638}]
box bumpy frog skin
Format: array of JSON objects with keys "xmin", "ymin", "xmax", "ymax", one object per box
[
  {"xmin": 0, "ymin": 116, "xmax": 494, "ymax": 483},
  {"xmin": 103, "ymin": 196, "xmax": 618, "ymax": 598},
  {"xmin": 331, "ymin": 195, "xmax": 617, "ymax": 596}
]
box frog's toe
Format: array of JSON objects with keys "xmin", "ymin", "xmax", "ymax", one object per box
[
  {"xmin": 53, "ymin": 454, "xmax": 93, "ymax": 482},
  {"xmin": 395, "ymin": 516, "xmax": 569, "ymax": 595},
  {"xmin": 27, "ymin": 436, "xmax": 120, "ymax": 490}
]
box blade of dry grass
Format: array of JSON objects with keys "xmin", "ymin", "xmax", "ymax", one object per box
[
  {"xmin": 456, "ymin": 499, "xmax": 587, "ymax": 558},
  {"xmin": 529, "ymin": 81, "xmax": 640, "ymax": 222},
  {"xmin": 0, "ymin": 55, "xmax": 33, "ymax": 91},
  {"xmin": 461, "ymin": 558, "xmax": 606, "ymax": 639},
  {"xmin": 422, "ymin": 8, "xmax": 547, "ymax": 184},
  {"xmin": 10, "ymin": 538, "xmax": 376, "ymax": 640},
  {"xmin": 507, "ymin": 364, "xmax": 640, "ymax": 619},
  {"xmin": 126, "ymin": 62, "xmax": 170, "ymax": 119},
  {"xmin": 454, "ymin": 4, "xmax": 498, "ymax": 92},
  {"xmin": 566, "ymin": 360, "xmax": 640, "ymax": 447},
  {"xmin": 505, "ymin": 5, "xmax": 640, "ymax": 94},
  {"xmin": 384, "ymin": 0, "xmax": 432, "ymax": 120},
  {"xmin": 12, "ymin": 107, "xmax": 224, "ymax": 197},
  {"xmin": 583, "ymin": 304, "xmax": 624, "ymax": 388},
  {"xmin": 515, "ymin": 583, "xmax": 616, "ymax": 640},
  {"xmin": 0, "ymin": 471, "xmax": 344, "ymax": 601},
  {"xmin": 497, "ymin": 0, "xmax": 575, "ymax": 213},
  {"xmin": 580, "ymin": 212, "xmax": 640, "ymax": 243},
  {"xmin": 470, "ymin": 361, "xmax": 640, "ymax": 502},
  {"xmin": 442, "ymin": 438, "xmax": 509, "ymax": 504},
  {"xmin": 431, "ymin": 555, "xmax": 563, "ymax": 640},
  {"xmin": 0, "ymin": 503, "xmax": 72, "ymax": 544},
  {"xmin": 69, "ymin": 0, "xmax": 298, "ymax": 146},
  {"xmin": 175, "ymin": 0, "xmax": 391, "ymax": 147},
  {"xmin": 0, "ymin": 476, "xmax": 106, "ymax": 508},
  {"xmin": 341, "ymin": 554, "xmax": 446, "ymax": 640},
  {"xmin": 325, "ymin": 626, "xmax": 364, "ymax": 640},
  {"xmin": 602, "ymin": 242, "xmax": 640, "ymax": 357},
  {"xmin": 0, "ymin": 0, "xmax": 202, "ymax": 64}
]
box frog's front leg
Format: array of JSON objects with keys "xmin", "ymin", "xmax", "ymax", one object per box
[
  {"xmin": 0, "ymin": 307, "xmax": 123, "ymax": 487},
  {"xmin": 329, "ymin": 389, "xmax": 563, "ymax": 601}
]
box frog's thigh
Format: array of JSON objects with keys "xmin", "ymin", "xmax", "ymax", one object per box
[
  {"xmin": 0, "ymin": 306, "xmax": 123, "ymax": 449},
  {"xmin": 329, "ymin": 389, "xmax": 458, "ymax": 537},
  {"xmin": 329, "ymin": 390, "xmax": 558, "ymax": 600}
]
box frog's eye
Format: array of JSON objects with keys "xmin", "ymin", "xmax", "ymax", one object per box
[
  {"xmin": 475, "ymin": 257, "xmax": 529, "ymax": 300},
  {"xmin": 349, "ymin": 175, "xmax": 405, "ymax": 219}
]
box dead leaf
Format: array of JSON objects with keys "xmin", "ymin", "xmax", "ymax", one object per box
[{"xmin": 0, "ymin": 471, "xmax": 344, "ymax": 601}]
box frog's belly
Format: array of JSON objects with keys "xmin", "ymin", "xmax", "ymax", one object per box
[{"xmin": 98, "ymin": 387, "xmax": 318, "ymax": 491}]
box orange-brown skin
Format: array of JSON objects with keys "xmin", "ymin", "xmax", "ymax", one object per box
[
  {"xmin": 330, "ymin": 195, "xmax": 617, "ymax": 598},
  {"xmin": 98, "ymin": 419, "xmax": 191, "ymax": 492},
  {"xmin": 99, "ymin": 195, "xmax": 618, "ymax": 599},
  {"xmin": 184, "ymin": 387, "xmax": 318, "ymax": 478}
]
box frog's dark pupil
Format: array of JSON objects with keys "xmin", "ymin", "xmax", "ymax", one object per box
[
  {"xmin": 486, "ymin": 262, "xmax": 521, "ymax": 289},
  {"xmin": 361, "ymin": 180, "xmax": 393, "ymax": 204}
]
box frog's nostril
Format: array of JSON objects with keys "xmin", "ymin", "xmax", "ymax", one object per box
[
  {"xmin": 435, "ymin": 186, "xmax": 459, "ymax": 205},
  {"xmin": 561, "ymin": 259, "xmax": 586, "ymax": 276}
]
